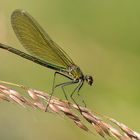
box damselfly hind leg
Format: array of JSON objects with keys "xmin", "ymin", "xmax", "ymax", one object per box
[
  {"xmin": 45, "ymin": 71, "xmax": 75, "ymax": 112},
  {"xmin": 45, "ymin": 72, "xmax": 57, "ymax": 112}
]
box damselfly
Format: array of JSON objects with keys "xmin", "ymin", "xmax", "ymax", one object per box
[{"xmin": 0, "ymin": 9, "xmax": 93, "ymax": 110}]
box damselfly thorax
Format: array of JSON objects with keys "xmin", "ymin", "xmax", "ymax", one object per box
[{"xmin": 66, "ymin": 64, "xmax": 93, "ymax": 85}]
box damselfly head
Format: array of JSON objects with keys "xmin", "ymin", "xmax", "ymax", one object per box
[{"xmin": 85, "ymin": 75, "xmax": 93, "ymax": 86}]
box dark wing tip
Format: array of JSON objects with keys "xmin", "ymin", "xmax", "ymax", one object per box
[
  {"xmin": 11, "ymin": 9, "xmax": 24, "ymax": 25},
  {"xmin": 11, "ymin": 9, "xmax": 30, "ymax": 34},
  {"xmin": 11, "ymin": 9, "xmax": 26, "ymax": 18}
]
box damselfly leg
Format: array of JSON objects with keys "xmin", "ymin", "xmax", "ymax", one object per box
[{"xmin": 45, "ymin": 72, "xmax": 86, "ymax": 112}]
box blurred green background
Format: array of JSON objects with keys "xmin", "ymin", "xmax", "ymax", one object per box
[{"xmin": 0, "ymin": 0, "xmax": 140, "ymax": 140}]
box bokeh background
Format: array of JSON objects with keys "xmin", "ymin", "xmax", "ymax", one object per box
[{"xmin": 0, "ymin": 0, "xmax": 140, "ymax": 140}]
